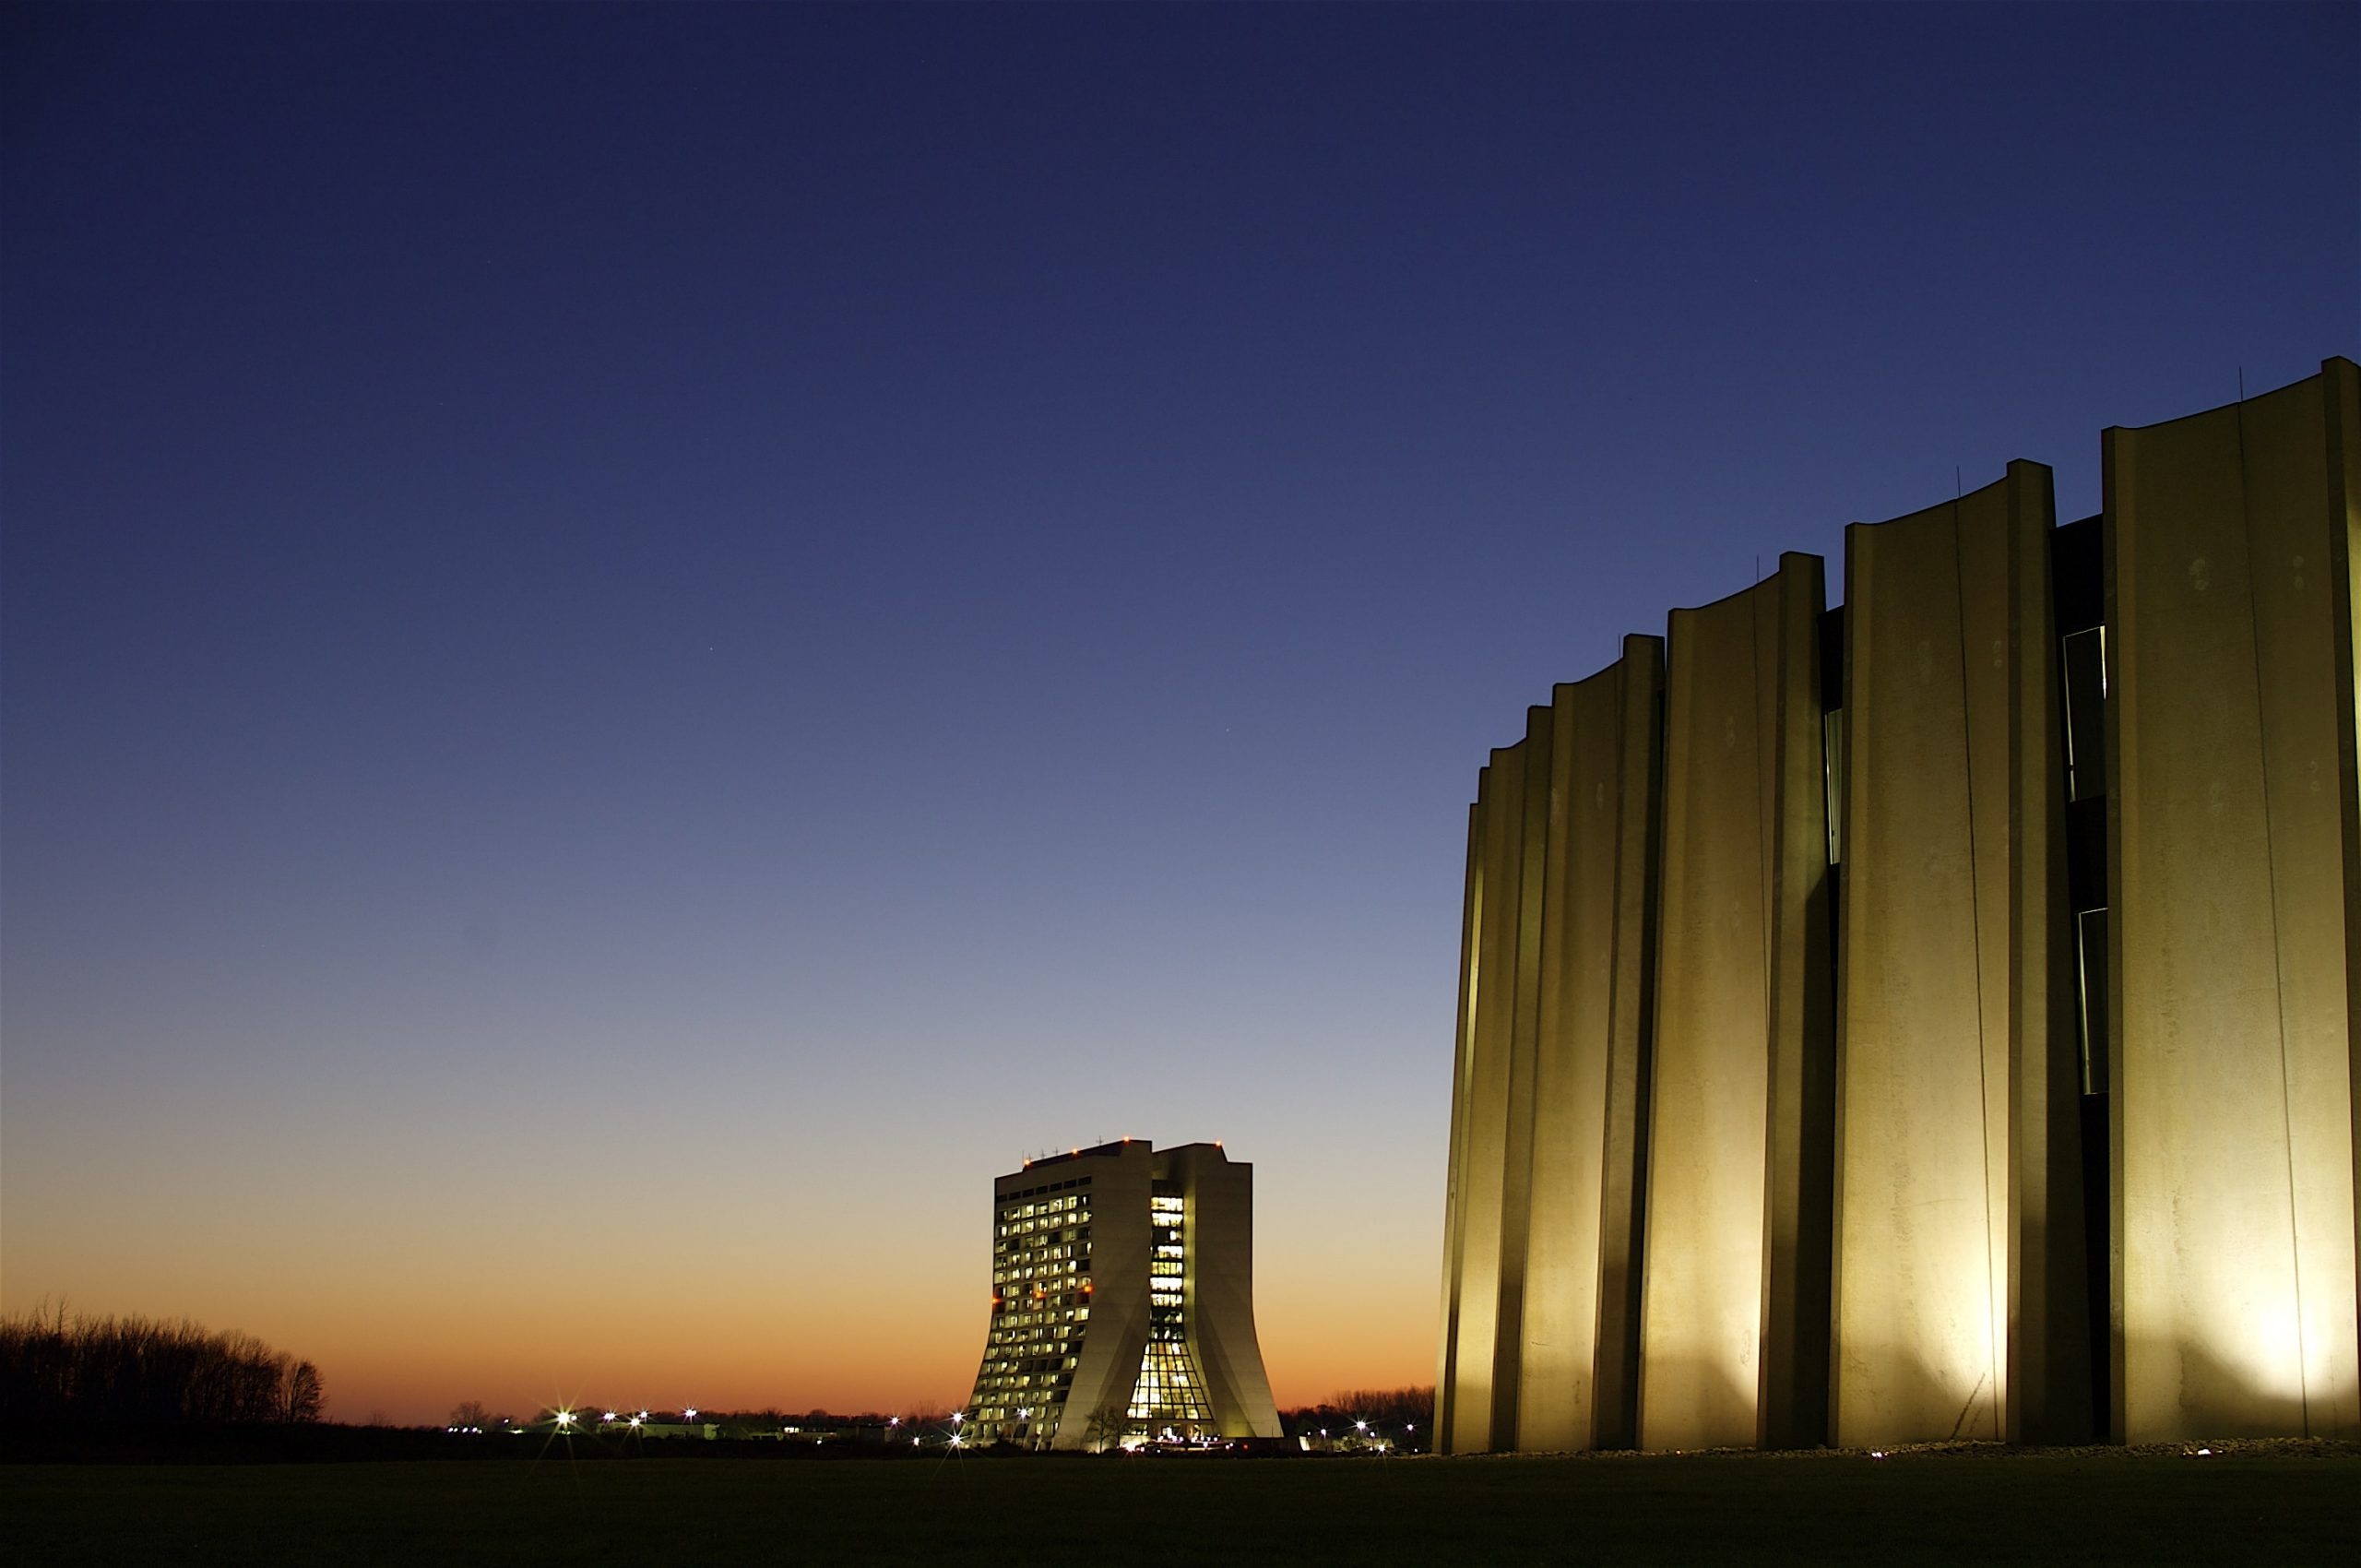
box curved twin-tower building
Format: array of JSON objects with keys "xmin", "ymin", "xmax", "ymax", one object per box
[
  {"xmin": 1437, "ymin": 358, "xmax": 2361, "ymax": 1451},
  {"xmin": 965, "ymin": 1138, "xmax": 1282, "ymax": 1449}
]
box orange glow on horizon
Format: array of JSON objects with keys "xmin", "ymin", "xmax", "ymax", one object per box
[
  {"xmin": 5, "ymin": 1115, "xmax": 1443, "ymax": 1425},
  {"xmin": 0, "ymin": 1238, "xmax": 1438, "ymax": 1425}
]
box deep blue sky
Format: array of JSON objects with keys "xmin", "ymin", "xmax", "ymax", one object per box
[{"xmin": 4, "ymin": 2, "xmax": 2355, "ymax": 1419}]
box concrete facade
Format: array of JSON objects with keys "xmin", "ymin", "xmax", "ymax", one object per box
[
  {"xmin": 1640, "ymin": 555, "xmax": 1833, "ymax": 1452},
  {"xmin": 2105, "ymin": 362, "xmax": 2361, "ymax": 1443},
  {"xmin": 1438, "ymin": 359, "xmax": 2361, "ymax": 1452},
  {"xmin": 965, "ymin": 1139, "xmax": 1281, "ymax": 1449},
  {"xmin": 1833, "ymin": 461, "xmax": 2087, "ymax": 1447}
]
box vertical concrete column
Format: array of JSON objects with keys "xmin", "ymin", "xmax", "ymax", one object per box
[
  {"xmin": 1755, "ymin": 553, "xmax": 1837, "ymax": 1451},
  {"xmin": 1445, "ymin": 742, "xmax": 1526, "ymax": 1453},
  {"xmin": 1834, "ymin": 466, "xmax": 2073, "ymax": 1446},
  {"xmin": 1040, "ymin": 1145, "xmax": 1154, "ymax": 1448},
  {"xmin": 2003, "ymin": 461, "xmax": 2093, "ymax": 1447},
  {"xmin": 1489, "ymin": 707, "xmax": 1556, "ymax": 1450},
  {"xmin": 1164, "ymin": 1145, "xmax": 1283, "ymax": 1440},
  {"xmin": 1594, "ymin": 634, "xmax": 1666, "ymax": 1451},
  {"xmin": 1641, "ymin": 555, "xmax": 1832, "ymax": 1450},
  {"xmin": 2106, "ymin": 358, "xmax": 2361, "ymax": 1442},
  {"xmin": 2331, "ymin": 367, "xmax": 2361, "ymax": 1348},
  {"xmin": 1518, "ymin": 649, "xmax": 1649, "ymax": 1451},
  {"xmin": 1435, "ymin": 792, "xmax": 1484, "ymax": 1452}
]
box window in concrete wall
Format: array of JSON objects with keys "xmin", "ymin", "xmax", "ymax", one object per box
[
  {"xmin": 2076, "ymin": 907, "xmax": 2110, "ymax": 1097},
  {"xmin": 974, "ymin": 1190, "xmax": 1095, "ymax": 1436},
  {"xmin": 1821, "ymin": 707, "xmax": 1845, "ymax": 866},
  {"xmin": 1125, "ymin": 1188, "xmax": 1215, "ymax": 1437},
  {"xmin": 2062, "ymin": 627, "xmax": 2108, "ymax": 803}
]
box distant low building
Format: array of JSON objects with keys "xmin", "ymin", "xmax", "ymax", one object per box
[{"xmin": 962, "ymin": 1138, "xmax": 1283, "ymax": 1449}]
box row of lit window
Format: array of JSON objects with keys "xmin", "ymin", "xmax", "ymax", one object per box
[
  {"xmin": 988, "ymin": 1337, "xmax": 1078, "ymax": 1357},
  {"xmin": 995, "ymin": 1241, "xmax": 1086, "ymax": 1265},
  {"xmin": 987, "ymin": 1353, "xmax": 1072, "ymax": 1369},
  {"xmin": 978, "ymin": 1354, "xmax": 1079, "ymax": 1376},
  {"xmin": 1001, "ymin": 1194, "xmax": 1086, "ymax": 1221},
  {"xmin": 988, "ymin": 1325, "xmax": 1085, "ymax": 1348},
  {"xmin": 988, "ymin": 1320, "xmax": 1084, "ymax": 1342},
  {"xmin": 976, "ymin": 1373, "xmax": 1073, "ymax": 1392},
  {"xmin": 1000, "ymin": 1210, "xmax": 1083, "ymax": 1228},
  {"xmin": 998, "ymin": 1219, "xmax": 1087, "ymax": 1240},
  {"xmin": 987, "ymin": 1341, "xmax": 1079, "ymax": 1361},
  {"xmin": 992, "ymin": 1305, "xmax": 1088, "ymax": 1325},
  {"xmin": 973, "ymin": 1387, "xmax": 1072, "ymax": 1408},
  {"xmin": 994, "ymin": 1256, "xmax": 1086, "ymax": 1279},
  {"xmin": 989, "ymin": 1316, "xmax": 1084, "ymax": 1336}
]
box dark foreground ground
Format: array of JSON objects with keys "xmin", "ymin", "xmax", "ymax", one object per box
[{"xmin": 6, "ymin": 1444, "xmax": 2356, "ymax": 1566}]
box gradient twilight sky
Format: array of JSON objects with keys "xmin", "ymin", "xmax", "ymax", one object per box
[{"xmin": 3, "ymin": 2, "xmax": 2354, "ymax": 1425}]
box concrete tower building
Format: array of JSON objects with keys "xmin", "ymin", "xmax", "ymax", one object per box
[
  {"xmin": 963, "ymin": 1139, "xmax": 1283, "ymax": 1449},
  {"xmin": 1438, "ymin": 358, "xmax": 2361, "ymax": 1452}
]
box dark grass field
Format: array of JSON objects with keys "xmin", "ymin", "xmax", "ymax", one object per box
[{"xmin": 6, "ymin": 1448, "xmax": 2356, "ymax": 1566}]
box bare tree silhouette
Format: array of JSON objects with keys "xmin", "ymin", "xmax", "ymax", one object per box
[{"xmin": 0, "ymin": 1305, "xmax": 326, "ymax": 1424}]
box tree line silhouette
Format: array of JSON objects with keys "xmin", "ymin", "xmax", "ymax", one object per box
[
  {"xmin": 0, "ymin": 1306, "xmax": 323, "ymax": 1424},
  {"xmin": 1277, "ymin": 1384, "xmax": 1433, "ymax": 1447}
]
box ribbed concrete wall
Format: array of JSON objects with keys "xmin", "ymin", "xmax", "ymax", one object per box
[
  {"xmin": 1435, "ymin": 791, "xmax": 1482, "ymax": 1447},
  {"xmin": 2106, "ymin": 360, "xmax": 2361, "ymax": 1442},
  {"xmin": 1442, "ymin": 744, "xmax": 1523, "ymax": 1452},
  {"xmin": 1516, "ymin": 637, "xmax": 1665, "ymax": 1451},
  {"xmin": 1437, "ymin": 712, "xmax": 1555, "ymax": 1453},
  {"xmin": 1833, "ymin": 462, "xmax": 2083, "ymax": 1446},
  {"xmin": 1439, "ymin": 358, "xmax": 2357, "ymax": 1455},
  {"xmin": 1593, "ymin": 636, "xmax": 1666, "ymax": 1451},
  {"xmin": 1490, "ymin": 708, "xmax": 1555, "ymax": 1449},
  {"xmin": 1640, "ymin": 553, "xmax": 1831, "ymax": 1451},
  {"xmin": 2000, "ymin": 479, "xmax": 2093, "ymax": 1449},
  {"xmin": 1514, "ymin": 671, "xmax": 1610, "ymax": 1451}
]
